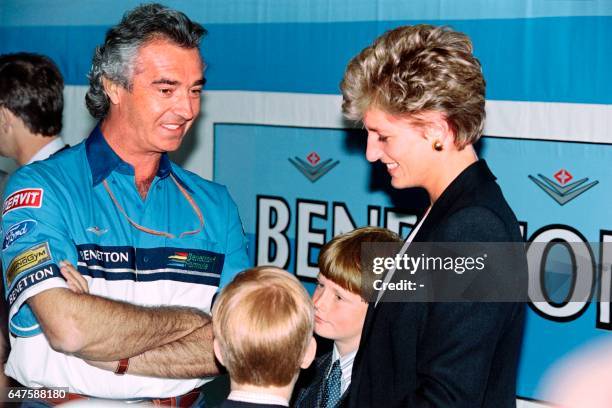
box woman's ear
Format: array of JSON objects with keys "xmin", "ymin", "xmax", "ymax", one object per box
[{"xmin": 422, "ymin": 111, "xmax": 455, "ymax": 150}]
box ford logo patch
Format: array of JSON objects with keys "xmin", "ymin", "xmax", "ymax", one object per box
[{"xmin": 3, "ymin": 220, "xmax": 37, "ymax": 250}]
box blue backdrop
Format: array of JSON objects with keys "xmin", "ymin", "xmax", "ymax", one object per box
[{"xmin": 2, "ymin": 1, "xmax": 611, "ymax": 405}]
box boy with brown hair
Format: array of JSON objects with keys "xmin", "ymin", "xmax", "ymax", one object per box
[
  {"xmin": 294, "ymin": 227, "xmax": 401, "ymax": 408},
  {"xmin": 212, "ymin": 266, "xmax": 317, "ymax": 407}
]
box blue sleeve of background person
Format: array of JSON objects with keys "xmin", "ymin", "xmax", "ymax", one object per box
[
  {"xmin": 218, "ymin": 186, "xmax": 250, "ymax": 289},
  {"xmin": 1, "ymin": 165, "xmax": 74, "ymax": 337}
]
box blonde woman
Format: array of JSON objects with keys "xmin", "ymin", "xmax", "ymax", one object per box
[{"xmin": 341, "ymin": 25, "xmax": 526, "ymax": 408}]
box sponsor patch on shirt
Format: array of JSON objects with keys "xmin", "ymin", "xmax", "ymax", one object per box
[
  {"xmin": 2, "ymin": 188, "xmax": 44, "ymax": 215},
  {"xmin": 6, "ymin": 242, "xmax": 52, "ymax": 286},
  {"xmin": 167, "ymin": 250, "xmax": 220, "ymax": 273},
  {"xmin": 7, "ymin": 264, "xmax": 60, "ymax": 306},
  {"xmin": 3, "ymin": 220, "xmax": 37, "ymax": 251}
]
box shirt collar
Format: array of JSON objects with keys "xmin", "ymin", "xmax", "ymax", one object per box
[
  {"xmin": 332, "ymin": 344, "xmax": 358, "ymax": 368},
  {"xmin": 85, "ymin": 124, "xmax": 191, "ymax": 191},
  {"xmin": 27, "ymin": 137, "xmax": 65, "ymax": 164},
  {"xmin": 228, "ymin": 390, "xmax": 289, "ymax": 406}
]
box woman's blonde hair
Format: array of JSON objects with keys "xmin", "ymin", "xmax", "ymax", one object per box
[
  {"xmin": 341, "ymin": 24, "xmax": 486, "ymax": 148},
  {"xmin": 212, "ymin": 266, "xmax": 314, "ymax": 387}
]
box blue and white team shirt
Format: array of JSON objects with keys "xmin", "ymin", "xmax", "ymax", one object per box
[{"xmin": 1, "ymin": 126, "xmax": 250, "ymax": 398}]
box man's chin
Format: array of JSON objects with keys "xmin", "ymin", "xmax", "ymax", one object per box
[
  {"xmin": 163, "ymin": 143, "xmax": 182, "ymax": 153},
  {"xmin": 158, "ymin": 136, "xmax": 185, "ymax": 152}
]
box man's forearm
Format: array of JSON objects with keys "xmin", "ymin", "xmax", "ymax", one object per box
[
  {"xmin": 128, "ymin": 320, "xmax": 220, "ymax": 378},
  {"xmin": 87, "ymin": 321, "xmax": 220, "ymax": 378},
  {"xmin": 29, "ymin": 288, "xmax": 209, "ymax": 361}
]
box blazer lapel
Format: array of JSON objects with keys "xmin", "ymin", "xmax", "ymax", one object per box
[
  {"xmin": 348, "ymin": 302, "xmax": 378, "ymax": 407},
  {"xmin": 315, "ymin": 353, "xmax": 334, "ymax": 406},
  {"xmin": 338, "ymin": 385, "xmax": 351, "ymax": 406}
]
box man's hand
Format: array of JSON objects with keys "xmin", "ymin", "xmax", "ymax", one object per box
[{"xmin": 59, "ymin": 261, "xmax": 89, "ymax": 294}]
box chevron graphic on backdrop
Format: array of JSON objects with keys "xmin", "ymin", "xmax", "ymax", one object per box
[
  {"xmin": 529, "ymin": 169, "xmax": 598, "ymax": 206},
  {"xmin": 289, "ymin": 152, "xmax": 340, "ymax": 183}
]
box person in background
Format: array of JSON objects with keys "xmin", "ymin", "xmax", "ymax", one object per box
[
  {"xmin": 212, "ymin": 266, "xmax": 316, "ymax": 408},
  {"xmin": 294, "ymin": 226, "xmax": 401, "ymax": 408},
  {"xmin": 0, "ymin": 52, "xmax": 66, "ymax": 171},
  {"xmin": 0, "ymin": 52, "xmax": 67, "ymax": 390},
  {"xmin": 1, "ymin": 3, "xmax": 248, "ymax": 406},
  {"xmin": 340, "ymin": 24, "xmax": 527, "ymax": 407}
]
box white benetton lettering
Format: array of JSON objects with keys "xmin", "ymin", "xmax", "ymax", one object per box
[
  {"xmin": 79, "ymin": 249, "xmax": 130, "ymax": 263},
  {"xmin": 8, "ymin": 266, "xmax": 55, "ymax": 305}
]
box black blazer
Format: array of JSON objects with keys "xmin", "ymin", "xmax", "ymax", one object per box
[
  {"xmin": 346, "ymin": 160, "xmax": 527, "ymax": 408},
  {"xmin": 294, "ymin": 351, "xmax": 349, "ymax": 408}
]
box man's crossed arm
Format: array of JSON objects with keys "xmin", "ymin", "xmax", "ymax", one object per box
[{"xmin": 28, "ymin": 263, "xmax": 220, "ymax": 378}]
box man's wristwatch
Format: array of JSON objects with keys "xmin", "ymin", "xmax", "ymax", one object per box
[{"xmin": 115, "ymin": 358, "xmax": 130, "ymax": 375}]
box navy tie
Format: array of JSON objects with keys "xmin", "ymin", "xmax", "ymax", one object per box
[{"xmin": 321, "ymin": 359, "xmax": 342, "ymax": 408}]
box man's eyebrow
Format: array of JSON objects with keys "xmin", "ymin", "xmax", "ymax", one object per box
[
  {"xmin": 151, "ymin": 78, "xmax": 205, "ymax": 87},
  {"xmin": 151, "ymin": 78, "xmax": 179, "ymax": 86}
]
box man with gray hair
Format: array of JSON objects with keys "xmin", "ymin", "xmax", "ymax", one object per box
[{"xmin": 1, "ymin": 3, "xmax": 249, "ymax": 405}]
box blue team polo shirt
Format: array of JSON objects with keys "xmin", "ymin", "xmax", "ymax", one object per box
[{"xmin": 2, "ymin": 125, "xmax": 250, "ymax": 338}]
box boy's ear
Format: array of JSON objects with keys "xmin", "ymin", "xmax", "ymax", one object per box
[
  {"xmin": 300, "ymin": 336, "xmax": 317, "ymax": 369},
  {"xmin": 213, "ymin": 338, "xmax": 225, "ymax": 366}
]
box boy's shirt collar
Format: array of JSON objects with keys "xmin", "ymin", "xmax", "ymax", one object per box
[{"xmin": 228, "ymin": 390, "xmax": 289, "ymax": 406}]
